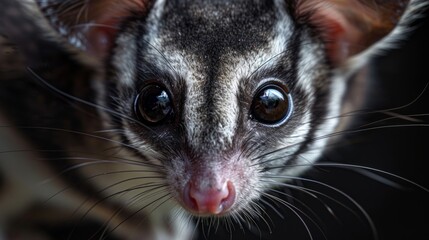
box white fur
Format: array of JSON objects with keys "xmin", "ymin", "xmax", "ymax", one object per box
[{"xmin": 113, "ymin": 31, "xmax": 138, "ymax": 87}]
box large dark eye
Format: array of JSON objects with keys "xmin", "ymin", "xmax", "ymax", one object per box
[
  {"xmin": 134, "ymin": 84, "xmax": 173, "ymax": 124},
  {"xmin": 250, "ymin": 83, "xmax": 292, "ymax": 125}
]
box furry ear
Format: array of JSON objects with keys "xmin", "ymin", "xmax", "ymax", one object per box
[
  {"xmin": 296, "ymin": 0, "xmax": 426, "ymax": 67},
  {"xmin": 38, "ymin": 0, "xmax": 151, "ymax": 59}
]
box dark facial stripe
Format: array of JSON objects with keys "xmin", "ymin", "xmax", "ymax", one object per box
[
  {"xmin": 231, "ymin": 20, "xmax": 311, "ymax": 164},
  {"xmin": 282, "ymin": 30, "xmax": 332, "ymax": 169}
]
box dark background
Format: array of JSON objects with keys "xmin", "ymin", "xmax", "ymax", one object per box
[{"xmin": 199, "ymin": 9, "xmax": 429, "ymax": 240}]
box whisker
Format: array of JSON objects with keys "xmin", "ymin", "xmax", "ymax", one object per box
[
  {"xmin": 229, "ymin": 211, "xmax": 247, "ymax": 233},
  {"xmin": 262, "ymin": 192, "xmax": 317, "ymax": 240},
  {"xmin": 0, "ymin": 125, "xmax": 148, "ymax": 155},
  {"xmin": 252, "ymin": 122, "xmax": 429, "ymax": 165},
  {"xmin": 238, "ymin": 206, "xmax": 262, "ymax": 237},
  {"xmin": 100, "ymin": 193, "xmax": 172, "ymax": 240},
  {"xmin": 192, "ymin": 217, "xmax": 201, "ymax": 240},
  {"xmin": 268, "ymin": 162, "xmax": 429, "ymax": 192},
  {"xmin": 97, "ymin": 186, "xmax": 170, "ymax": 240},
  {"xmin": 70, "ymin": 23, "xmax": 119, "ymax": 29},
  {"xmin": 268, "ymin": 188, "xmax": 323, "ymax": 224},
  {"xmin": 68, "ymin": 183, "xmax": 166, "ymax": 240},
  {"xmin": 75, "ymin": 0, "xmax": 89, "ymax": 24},
  {"xmin": 258, "ymin": 198, "xmax": 285, "ymax": 220},
  {"xmin": 261, "ymin": 179, "xmax": 361, "ymax": 222},
  {"xmin": 356, "ymin": 112, "xmax": 429, "ymax": 130},
  {"xmin": 340, "ymin": 81, "xmax": 429, "ymax": 119},
  {"xmin": 38, "ymin": 157, "xmax": 164, "ymax": 185},
  {"xmin": 140, "ymin": 38, "xmax": 178, "ymax": 76},
  {"xmin": 250, "ymin": 201, "xmax": 273, "ymax": 234},
  {"xmin": 264, "ymin": 175, "xmax": 379, "ymax": 240},
  {"xmin": 26, "ymin": 67, "xmax": 165, "ymax": 138},
  {"xmin": 43, "ymin": 169, "xmax": 164, "ymax": 205},
  {"xmin": 247, "ymin": 49, "xmax": 291, "ymax": 80},
  {"xmin": 300, "ymin": 81, "xmax": 429, "ymax": 126}
]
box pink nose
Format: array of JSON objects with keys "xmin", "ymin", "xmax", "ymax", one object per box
[{"xmin": 183, "ymin": 181, "xmax": 236, "ymax": 215}]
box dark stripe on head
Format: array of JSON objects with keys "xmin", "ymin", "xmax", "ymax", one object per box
[{"xmin": 282, "ymin": 28, "xmax": 332, "ymax": 169}]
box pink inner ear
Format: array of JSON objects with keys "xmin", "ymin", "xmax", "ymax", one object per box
[
  {"xmin": 85, "ymin": 19, "xmax": 120, "ymax": 59},
  {"xmin": 310, "ymin": 6, "xmax": 362, "ymax": 65},
  {"xmin": 297, "ymin": 0, "xmax": 389, "ymax": 66},
  {"xmin": 83, "ymin": 0, "xmax": 150, "ymax": 59}
]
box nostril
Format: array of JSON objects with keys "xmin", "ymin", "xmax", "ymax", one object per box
[
  {"xmin": 222, "ymin": 181, "xmax": 236, "ymax": 211},
  {"xmin": 183, "ymin": 182, "xmax": 197, "ymax": 210},
  {"xmin": 183, "ymin": 181, "xmax": 236, "ymax": 215},
  {"xmin": 190, "ymin": 194, "xmax": 198, "ymax": 210}
]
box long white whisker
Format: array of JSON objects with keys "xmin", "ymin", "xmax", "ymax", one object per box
[
  {"xmin": 268, "ymin": 162, "xmax": 429, "ymax": 192},
  {"xmin": 265, "ymin": 175, "xmax": 379, "ymax": 240},
  {"xmin": 262, "ymin": 192, "xmax": 317, "ymax": 240}
]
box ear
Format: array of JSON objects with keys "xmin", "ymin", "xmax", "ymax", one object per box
[
  {"xmin": 38, "ymin": 0, "xmax": 151, "ymax": 59},
  {"xmin": 296, "ymin": 0, "xmax": 427, "ymax": 67}
]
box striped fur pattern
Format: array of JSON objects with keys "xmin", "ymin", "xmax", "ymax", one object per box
[{"xmin": 0, "ymin": 0, "xmax": 426, "ymax": 239}]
